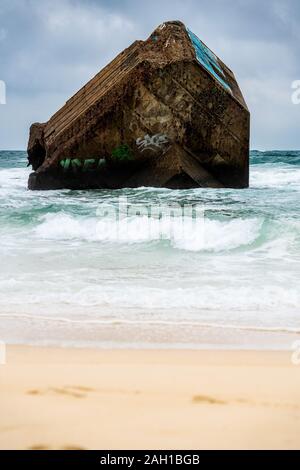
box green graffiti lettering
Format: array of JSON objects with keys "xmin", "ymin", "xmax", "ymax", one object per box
[
  {"xmin": 60, "ymin": 158, "xmax": 71, "ymax": 170},
  {"xmin": 112, "ymin": 145, "xmax": 133, "ymax": 162},
  {"xmin": 71, "ymin": 158, "xmax": 82, "ymax": 169},
  {"xmin": 97, "ymin": 158, "xmax": 106, "ymax": 168},
  {"xmin": 83, "ymin": 159, "xmax": 96, "ymax": 171},
  {"xmin": 59, "ymin": 157, "xmax": 107, "ymax": 172}
]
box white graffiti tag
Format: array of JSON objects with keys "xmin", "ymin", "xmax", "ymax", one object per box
[{"xmin": 136, "ymin": 134, "xmax": 169, "ymax": 153}]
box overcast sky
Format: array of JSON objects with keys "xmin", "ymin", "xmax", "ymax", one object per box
[{"xmin": 0, "ymin": 0, "xmax": 299, "ymax": 149}]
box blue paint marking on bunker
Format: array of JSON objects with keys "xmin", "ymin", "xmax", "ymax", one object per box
[{"xmin": 187, "ymin": 28, "xmax": 232, "ymax": 93}]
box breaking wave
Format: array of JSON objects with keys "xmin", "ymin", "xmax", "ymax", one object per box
[{"xmin": 33, "ymin": 212, "xmax": 263, "ymax": 252}]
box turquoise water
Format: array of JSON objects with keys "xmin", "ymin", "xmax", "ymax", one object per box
[{"xmin": 0, "ymin": 150, "xmax": 299, "ymax": 348}]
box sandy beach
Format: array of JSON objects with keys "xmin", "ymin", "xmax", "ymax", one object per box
[{"xmin": 0, "ymin": 346, "xmax": 300, "ymax": 450}]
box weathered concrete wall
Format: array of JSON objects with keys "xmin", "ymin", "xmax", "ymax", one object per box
[{"xmin": 28, "ymin": 21, "xmax": 250, "ymax": 190}]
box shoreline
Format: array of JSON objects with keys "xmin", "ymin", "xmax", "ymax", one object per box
[
  {"xmin": 1, "ymin": 340, "xmax": 298, "ymax": 351},
  {"xmin": 1, "ymin": 318, "xmax": 299, "ymax": 351},
  {"xmin": 1, "ymin": 345, "xmax": 300, "ymax": 450}
]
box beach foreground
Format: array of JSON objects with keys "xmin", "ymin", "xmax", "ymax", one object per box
[{"xmin": 1, "ymin": 346, "xmax": 300, "ymax": 450}]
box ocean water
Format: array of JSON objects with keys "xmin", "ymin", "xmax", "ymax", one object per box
[{"xmin": 0, "ymin": 150, "xmax": 299, "ymax": 349}]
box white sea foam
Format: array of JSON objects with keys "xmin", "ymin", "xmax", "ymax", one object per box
[
  {"xmin": 0, "ymin": 312, "xmax": 299, "ymax": 335},
  {"xmin": 0, "ymin": 167, "xmax": 29, "ymax": 189},
  {"xmin": 0, "ymin": 276, "xmax": 299, "ymax": 318},
  {"xmin": 251, "ymin": 165, "xmax": 300, "ymax": 188},
  {"xmin": 175, "ymin": 217, "xmax": 262, "ymax": 251}
]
